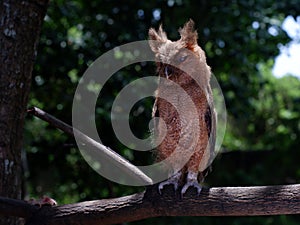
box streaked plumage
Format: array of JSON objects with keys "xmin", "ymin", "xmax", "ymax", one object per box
[{"xmin": 149, "ymin": 19, "xmax": 216, "ymax": 195}]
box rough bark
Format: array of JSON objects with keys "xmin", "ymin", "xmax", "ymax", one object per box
[
  {"xmin": 0, "ymin": 0, "xmax": 49, "ymax": 224},
  {"xmin": 1, "ymin": 184, "xmax": 300, "ymax": 225}
]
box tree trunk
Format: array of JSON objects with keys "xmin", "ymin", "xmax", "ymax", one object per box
[{"xmin": 0, "ymin": 0, "xmax": 48, "ymax": 224}]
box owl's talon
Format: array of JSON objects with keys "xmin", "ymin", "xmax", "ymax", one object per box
[
  {"xmin": 181, "ymin": 181, "xmax": 202, "ymax": 197},
  {"xmin": 181, "ymin": 171, "xmax": 202, "ymax": 197},
  {"xmin": 158, "ymin": 180, "xmax": 178, "ymax": 194},
  {"xmin": 158, "ymin": 171, "xmax": 182, "ymax": 194}
]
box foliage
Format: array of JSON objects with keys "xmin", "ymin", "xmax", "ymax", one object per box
[{"xmin": 24, "ymin": 0, "xmax": 300, "ymax": 224}]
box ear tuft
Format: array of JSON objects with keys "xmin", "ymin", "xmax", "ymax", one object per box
[
  {"xmin": 179, "ymin": 19, "xmax": 198, "ymax": 51},
  {"xmin": 148, "ymin": 25, "xmax": 168, "ymax": 52}
]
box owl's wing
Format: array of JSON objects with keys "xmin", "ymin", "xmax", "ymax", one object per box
[{"xmin": 205, "ymin": 99, "xmax": 217, "ymax": 168}]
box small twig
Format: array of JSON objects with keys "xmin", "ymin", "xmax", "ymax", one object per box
[
  {"xmin": 27, "ymin": 107, "xmax": 153, "ymax": 185},
  {"xmin": 27, "ymin": 107, "xmax": 74, "ymax": 136}
]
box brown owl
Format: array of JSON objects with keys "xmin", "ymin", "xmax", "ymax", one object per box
[{"xmin": 149, "ymin": 19, "xmax": 216, "ymax": 195}]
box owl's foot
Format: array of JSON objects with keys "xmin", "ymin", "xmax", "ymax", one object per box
[
  {"xmin": 158, "ymin": 171, "xmax": 182, "ymax": 194},
  {"xmin": 181, "ymin": 171, "xmax": 202, "ymax": 196}
]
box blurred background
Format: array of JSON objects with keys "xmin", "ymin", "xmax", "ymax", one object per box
[{"xmin": 24, "ymin": 0, "xmax": 300, "ymax": 224}]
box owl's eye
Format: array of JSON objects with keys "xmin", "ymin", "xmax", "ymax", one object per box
[{"xmin": 178, "ymin": 55, "xmax": 188, "ymax": 63}]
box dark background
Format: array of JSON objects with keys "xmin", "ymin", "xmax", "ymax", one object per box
[{"xmin": 24, "ymin": 1, "xmax": 300, "ymax": 224}]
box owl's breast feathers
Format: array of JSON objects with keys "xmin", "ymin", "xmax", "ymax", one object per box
[{"xmin": 153, "ymin": 81, "xmax": 216, "ymax": 172}]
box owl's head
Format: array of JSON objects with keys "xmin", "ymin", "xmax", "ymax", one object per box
[{"xmin": 149, "ymin": 19, "xmax": 210, "ymax": 86}]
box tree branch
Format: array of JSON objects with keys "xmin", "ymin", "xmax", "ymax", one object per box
[
  {"xmin": 1, "ymin": 184, "xmax": 300, "ymax": 225},
  {"xmin": 0, "ymin": 197, "xmax": 37, "ymax": 219},
  {"xmin": 27, "ymin": 107, "xmax": 153, "ymax": 185},
  {"xmin": 27, "ymin": 107, "xmax": 74, "ymax": 137}
]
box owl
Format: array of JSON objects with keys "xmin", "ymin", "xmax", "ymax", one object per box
[{"xmin": 149, "ymin": 19, "xmax": 216, "ymax": 195}]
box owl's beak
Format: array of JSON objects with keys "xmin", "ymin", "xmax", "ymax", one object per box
[
  {"xmin": 164, "ymin": 66, "xmax": 169, "ymax": 78},
  {"xmin": 164, "ymin": 66, "xmax": 172, "ymax": 79}
]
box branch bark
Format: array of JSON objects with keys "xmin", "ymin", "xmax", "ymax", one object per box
[
  {"xmin": 0, "ymin": 197, "xmax": 37, "ymax": 219},
  {"xmin": 1, "ymin": 184, "xmax": 300, "ymax": 225}
]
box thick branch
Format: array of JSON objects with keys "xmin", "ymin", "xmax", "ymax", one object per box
[
  {"xmin": 1, "ymin": 184, "xmax": 299, "ymax": 225},
  {"xmin": 0, "ymin": 197, "xmax": 37, "ymax": 219},
  {"xmin": 27, "ymin": 107, "xmax": 153, "ymax": 185}
]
